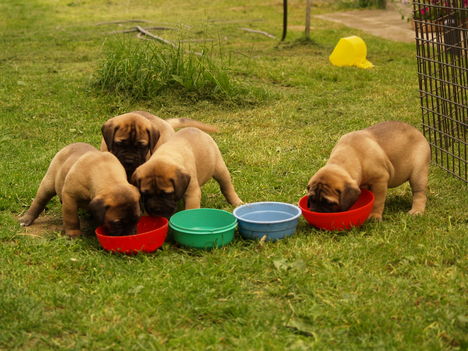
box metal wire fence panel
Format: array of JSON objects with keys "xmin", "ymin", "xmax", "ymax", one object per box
[{"xmin": 413, "ymin": 0, "xmax": 467, "ymax": 182}]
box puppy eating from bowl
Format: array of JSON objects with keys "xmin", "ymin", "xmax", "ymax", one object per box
[
  {"xmin": 306, "ymin": 121, "xmax": 430, "ymax": 220},
  {"xmin": 131, "ymin": 127, "xmax": 243, "ymax": 218},
  {"xmin": 19, "ymin": 143, "xmax": 141, "ymax": 237}
]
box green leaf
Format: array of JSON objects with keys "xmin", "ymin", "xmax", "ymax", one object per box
[{"xmin": 285, "ymin": 317, "xmax": 316, "ymax": 337}]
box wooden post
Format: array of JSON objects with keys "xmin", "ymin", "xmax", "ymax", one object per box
[
  {"xmin": 305, "ymin": 0, "xmax": 311, "ymax": 40},
  {"xmin": 281, "ymin": 0, "xmax": 288, "ymax": 41}
]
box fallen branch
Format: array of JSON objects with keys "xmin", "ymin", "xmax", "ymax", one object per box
[
  {"xmin": 135, "ymin": 26, "xmax": 203, "ymax": 56},
  {"xmin": 96, "ymin": 19, "xmax": 151, "ymax": 26},
  {"xmin": 135, "ymin": 26, "xmax": 177, "ymax": 47},
  {"xmin": 141, "ymin": 25, "xmax": 177, "ymax": 31},
  {"xmin": 109, "ymin": 26, "xmax": 178, "ymax": 34},
  {"xmin": 110, "ymin": 28, "xmax": 139, "ymax": 34},
  {"xmin": 240, "ymin": 27, "xmax": 276, "ymax": 39}
]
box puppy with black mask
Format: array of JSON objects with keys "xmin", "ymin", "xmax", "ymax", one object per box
[{"xmin": 131, "ymin": 128, "xmax": 243, "ymax": 217}]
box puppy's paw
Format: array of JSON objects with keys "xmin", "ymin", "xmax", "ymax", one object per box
[
  {"xmin": 19, "ymin": 215, "xmax": 33, "ymax": 227},
  {"xmin": 368, "ymin": 213, "xmax": 383, "ymax": 221},
  {"xmin": 408, "ymin": 208, "xmax": 425, "ymax": 216},
  {"xmin": 230, "ymin": 197, "xmax": 244, "ymax": 207},
  {"xmin": 65, "ymin": 229, "xmax": 82, "ymax": 238}
]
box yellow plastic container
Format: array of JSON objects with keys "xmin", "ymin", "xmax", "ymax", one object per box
[{"xmin": 329, "ymin": 36, "xmax": 374, "ymax": 69}]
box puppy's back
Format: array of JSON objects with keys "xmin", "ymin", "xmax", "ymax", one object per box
[
  {"xmin": 153, "ymin": 127, "xmax": 220, "ymax": 177},
  {"xmin": 71, "ymin": 149, "xmax": 128, "ymax": 186},
  {"xmin": 366, "ymin": 121, "xmax": 430, "ymax": 160},
  {"xmin": 366, "ymin": 121, "xmax": 431, "ymax": 185},
  {"xmin": 160, "ymin": 127, "xmax": 218, "ymax": 152},
  {"xmin": 52, "ymin": 143, "xmax": 97, "ymax": 186}
]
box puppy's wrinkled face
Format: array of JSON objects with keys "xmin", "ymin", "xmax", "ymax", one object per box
[
  {"xmin": 102, "ymin": 116, "xmax": 159, "ymax": 179},
  {"xmin": 132, "ymin": 163, "xmax": 190, "ymax": 218},
  {"xmin": 103, "ymin": 203, "xmax": 140, "ymax": 236},
  {"xmin": 307, "ymin": 182, "xmax": 341, "ymax": 213},
  {"xmin": 307, "ymin": 169, "xmax": 360, "ymax": 213},
  {"xmin": 89, "ymin": 188, "xmax": 141, "ymax": 236}
]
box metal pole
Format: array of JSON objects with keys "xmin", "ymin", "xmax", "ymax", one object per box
[{"xmin": 305, "ymin": 0, "xmax": 311, "ymax": 39}]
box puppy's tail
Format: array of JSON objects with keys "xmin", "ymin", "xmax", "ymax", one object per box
[{"xmin": 166, "ymin": 118, "xmax": 218, "ymax": 133}]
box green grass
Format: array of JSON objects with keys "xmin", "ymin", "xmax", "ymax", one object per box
[
  {"xmin": 1, "ymin": 0, "xmax": 467, "ymax": 350},
  {"xmin": 93, "ymin": 38, "xmax": 267, "ymax": 104},
  {"xmin": 337, "ymin": 0, "xmax": 388, "ymax": 9}
]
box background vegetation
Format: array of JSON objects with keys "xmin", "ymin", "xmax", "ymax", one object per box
[
  {"xmin": 93, "ymin": 38, "xmax": 267, "ymax": 103},
  {"xmin": 338, "ymin": 0, "xmax": 388, "ymax": 9},
  {"xmin": 0, "ymin": 0, "xmax": 466, "ymax": 350}
]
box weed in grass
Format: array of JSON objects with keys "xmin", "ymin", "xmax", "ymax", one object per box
[{"xmin": 93, "ymin": 38, "xmax": 268, "ymax": 105}]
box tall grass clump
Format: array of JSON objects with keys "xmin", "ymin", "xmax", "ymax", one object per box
[
  {"xmin": 94, "ymin": 38, "xmax": 266, "ymax": 103},
  {"xmin": 337, "ymin": 0, "xmax": 386, "ymax": 9}
]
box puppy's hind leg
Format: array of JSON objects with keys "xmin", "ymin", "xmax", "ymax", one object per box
[
  {"xmin": 213, "ymin": 159, "xmax": 243, "ymax": 207},
  {"xmin": 408, "ymin": 163, "xmax": 429, "ymax": 215},
  {"xmin": 19, "ymin": 176, "xmax": 56, "ymax": 226}
]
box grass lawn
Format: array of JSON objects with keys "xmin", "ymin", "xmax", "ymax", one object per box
[{"xmin": 0, "ymin": 0, "xmax": 466, "ymax": 350}]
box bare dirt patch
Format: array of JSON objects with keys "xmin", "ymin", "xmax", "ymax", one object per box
[
  {"xmin": 16, "ymin": 214, "xmax": 63, "ymax": 238},
  {"xmin": 313, "ymin": 5, "xmax": 415, "ymax": 43}
]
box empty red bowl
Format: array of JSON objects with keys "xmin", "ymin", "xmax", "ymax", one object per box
[
  {"xmin": 298, "ymin": 189, "xmax": 375, "ymax": 231},
  {"xmin": 95, "ymin": 216, "xmax": 168, "ymax": 254}
]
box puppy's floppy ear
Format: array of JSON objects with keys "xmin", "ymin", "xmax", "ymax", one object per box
[
  {"xmin": 130, "ymin": 169, "xmax": 141, "ymax": 188},
  {"xmin": 306, "ymin": 182, "xmax": 316, "ymax": 208},
  {"xmin": 172, "ymin": 170, "xmax": 191, "ymax": 200},
  {"xmin": 306, "ymin": 181, "xmax": 316, "ymax": 197},
  {"xmin": 148, "ymin": 126, "xmax": 160, "ymax": 155},
  {"xmin": 340, "ymin": 182, "xmax": 361, "ymax": 211},
  {"xmin": 101, "ymin": 120, "xmax": 117, "ymax": 151},
  {"xmin": 89, "ymin": 196, "xmax": 108, "ymax": 224}
]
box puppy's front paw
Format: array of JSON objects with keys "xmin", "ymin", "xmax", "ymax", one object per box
[
  {"xmin": 234, "ymin": 200, "xmax": 244, "ymax": 207},
  {"xmin": 19, "ymin": 215, "xmax": 33, "ymax": 227},
  {"xmin": 229, "ymin": 196, "xmax": 243, "ymax": 207},
  {"xmin": 408, "ymin": 208, "xmax": 424, "ymax": 216},
  {"xmin": 368, "ymin": 213, "xmax": 383, "ymax": 221},
  {"xmin": 65, "ymin": 229, "xmax": 82, "ymax": 238}
]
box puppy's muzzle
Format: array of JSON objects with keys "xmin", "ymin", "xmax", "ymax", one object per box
[
  {"xmin": 104, "ymin": 219, "xmax": 138, "ymax": 236},
  {"xmin": 142, "ymin": 195, "xmax": 176, "ymax": 218}
]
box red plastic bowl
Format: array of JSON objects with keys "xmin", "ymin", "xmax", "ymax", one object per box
[
  {"xmin": 95, "ymin": 216, "xmax": 168, "ymax": 254},
  {"xmin": 298, "ymin": 189, "xmax": 375, "ymax": 231}
]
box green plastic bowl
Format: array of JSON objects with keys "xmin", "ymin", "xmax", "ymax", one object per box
[{"xmin": 169, "ymin": 208, "xmax": 237, "ymax": 249}]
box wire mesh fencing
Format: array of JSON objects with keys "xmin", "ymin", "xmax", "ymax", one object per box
[{"xmin": 413, "ymin": 0, "xmax": 467, "ymax": 182}]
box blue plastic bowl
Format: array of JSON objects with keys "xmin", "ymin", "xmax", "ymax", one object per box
[{"xmin": 233, "ymin": 202, "xmax": 302, "ymax": 241}]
